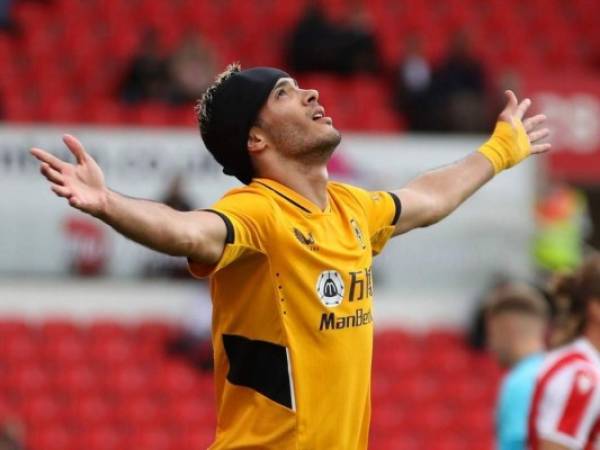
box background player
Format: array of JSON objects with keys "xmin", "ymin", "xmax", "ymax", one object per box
[
  {"xmin": 30, "ymin": 64, "xmax": 550, "ymax": 448},
  {"xmin": 485, "ymin": 283, "xmax": 549, "ymax": 450},
  {"xmin": 528, "ymin": 254, "xmax": 600, "ymax": 450}
]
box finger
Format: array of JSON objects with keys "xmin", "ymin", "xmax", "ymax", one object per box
[
  {"xmin": 515, "ymin": 98, "xmax": 531, "ymax": 121},
  {"xmin": 63, "ymin": 134, "xmax": 87, "ymax": 165},
  {"xmin": 528, "ymin": 128, "xmax": 550, "ymax": 143},
  {"xmin": 504, "ymin": 90, "xmax": 518, "ymax": 112},
  {"xmin": 523, "ymin": 114, "xmax": 546, "ymax": 132},
  {"xmin": 50, "ymin": 183, "xmax": 71, "ymax": 198},
  {"xmin": 531, "ymin": 143, "xmax": 552, "ymax": 154},
  {"xmin": 40, "ymin": 163, "xmax": 65, "ymax": 185},
  {"xmin": 68, "ymin": 196, "xmax": 83, "ymax": 209},
  {"xmin": 30, "ymin": 148, "xmax": 67, "ymax": 172}
]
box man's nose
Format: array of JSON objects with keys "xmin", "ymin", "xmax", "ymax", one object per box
[{"xmin": 302, "ymin": 88, "xmax": 319, "ymax": 105}]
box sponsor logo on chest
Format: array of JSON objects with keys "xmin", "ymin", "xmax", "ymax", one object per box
[{"xmin": 315, "ymin": 267, "xmax": 373, "ymax": 331}]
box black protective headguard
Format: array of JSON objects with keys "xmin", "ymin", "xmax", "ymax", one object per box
[{"xmin": 200, "ymin": 66, "xmax": 290, "ymax": 184}]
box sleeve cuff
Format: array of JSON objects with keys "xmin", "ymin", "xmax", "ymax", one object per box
[
  {"xmin": 204, "ymin": 209, "xmax": 235, "ymax": 244},
  {"xmin": 387, "ymin": 192, "xmax": 401, "ymax": 225}
]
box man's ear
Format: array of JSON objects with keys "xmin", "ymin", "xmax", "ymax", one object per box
[
  {"xmin": 588, "ymin": 299, "xmax": 600, "ymax": 325},
  {"xmin": 248, "ymin": 126, "xmax": 268, "ymax": 155}
]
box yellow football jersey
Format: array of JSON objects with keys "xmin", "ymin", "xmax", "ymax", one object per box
[{"xmin": 189, "ymin": 178, "xmax": 400, "ymax": 450}]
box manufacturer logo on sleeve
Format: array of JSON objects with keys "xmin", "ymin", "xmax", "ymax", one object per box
[{"xmin": 316, "ymin": 270, "xmax": 345, "ymax": 307}]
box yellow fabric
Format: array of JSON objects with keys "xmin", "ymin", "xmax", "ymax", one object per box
[
  {"xmin": 478, "ymin": 120, "xmax": 531, "ymax": 173},
  {"xmin": 188, "ymin": 178, "xmax": 399, "ymax": 450}
]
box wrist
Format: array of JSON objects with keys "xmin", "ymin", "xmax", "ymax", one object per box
[
  {"xmin": 478, "ymin": 121, "xmax": 514, "ymax": 174},
  {"xmin": 94, "ymin": 188, "xmax": 112, "ymax": 220},
  {"xmin": 478, "ymin": 120, "xmax": 530, "ymax": 174}
]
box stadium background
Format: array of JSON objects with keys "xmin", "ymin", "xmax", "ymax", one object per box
[{"xmin": 0, "ymin": 0, "xmax": 599, "ymax": 449}]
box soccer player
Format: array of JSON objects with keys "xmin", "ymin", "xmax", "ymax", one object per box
[
  {"xmin": 528, "ymin": 255, "xmax": 600, "ymax": 450},
  {"xmin": 31, "ymin": 64, "xmax": 550, "ymax": 449},
  {"xmin": 485, "ymin": 283, "xmax": 549, "ymax": 450}
]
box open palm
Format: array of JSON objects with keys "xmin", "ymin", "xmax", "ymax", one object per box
[
  {"xmin": 31, "ymin": 134, "xmax": 108, "ymax": 216},
  {"xmin": 498, "ymin": 90, "xmax": 551, "ymax": 155}
]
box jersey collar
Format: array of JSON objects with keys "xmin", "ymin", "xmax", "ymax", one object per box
[{"xmin": 253, "ymin": 178, "xmax": 332, "ymax": 215}]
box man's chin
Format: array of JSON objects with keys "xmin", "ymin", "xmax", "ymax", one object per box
[{"xmin": 324, "ymin": 126, "xmax": 342, "ymax": 147}]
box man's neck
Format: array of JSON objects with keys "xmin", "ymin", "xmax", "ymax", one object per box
[
  {"xmin": 259, "ymin": 159, "xmax": 330, "ymax": 211},
  {"xmin": 511, "ymin": 338, "xmax": 544, "ymax": 368}
]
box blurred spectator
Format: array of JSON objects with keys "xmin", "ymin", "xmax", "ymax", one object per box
[
  {"xmin": 337, "ymin": 2, "xmax": 380, "ymax": 74},
  {"xmin": 166, "ymin": 33, "xmax": 218, "ymax": 104},
  {"xmin": 288, "ymin": 2, "xmax": 337, "ymax": 72},
  {"xmin": 288, "ymin": 1, "xmax": 380, "ymax": 75},
  {"xmin": 485, "ymin": 283, "xmax": 548, "ymax": 450},
  {"xmin": 162, "ymin": 172, "xmax": 192, "ymax": 212},
  {"xmin": 431, "ymin": 31, "xmax": 488, "ymax": 132},
  {"xmin": 586, "ymin": 187, "xmax": 600, "ymax": 250},
  {"xmin": 119, "ymin": 29, "xmax": 168, "ymax": 103},
  {"xmin": 468, "ymin": 273, "xmax": 511, "ymax": 350},
  {"xmin": 0, "ymin": 418, "xmax": 24, "ymax": 450},
  {"xmin": 533, "ymin": 183, "xmax": 591, "ymax": 276},
  {"xmin": 143, "ymin": 174, "xmax": 194, "ymax": 278},
  {"xmin": 167, "ymin": 287, "xmax": 213, "ymax": 372},
  {"xmin": 0, "ymin": 0, "xmax": 15, "ymax": 33},
  {"xmin": 394, "ymin": 35, "xmax": 435, "ymax": 131}
]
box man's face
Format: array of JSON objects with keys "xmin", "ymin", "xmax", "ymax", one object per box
[
  {"xmin": 253, "ymin": 77, "xmax": 342, "ymax": 163},
  {"xmin": 486, "ymin": 312, "xmax": 521, "ymax": 368}
]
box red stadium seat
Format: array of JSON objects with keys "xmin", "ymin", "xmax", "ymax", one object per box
[
  {"xmin": 74, "ymin": 426, "xmax": 123, "ymax": 450},
  {"xmin": 104, "ymin": 364, "xmax": 152, "ymax": 398},
  {"xmin": 0, "ymin": 319, "xmax": 32, "ymax": 338},
  {"xmin": 83, "ymin": 100, "xmax": 126, "ymax": 125},
  {"xmin": 40, "ymin": 335, "xmax": 88, "ymax": 366},
  {"xmin": 0, "ymin": 334, "xmax": 39, "ymax": 363},
  {"xmin": 6, "ymin": 363, "xmax": 51, "ymax": 398},
  {"xmin": 20, "ymin": 394, "xmax": 65, "ymax": 427},
  {"xmin": 27, "ymin": 424, "xmax": 76, "ymax": 450},
  {"xmin": 53, "ymin": 364, "xmax": 100, "ymax": 396},
  {"xmin": 165, "ymin": 397, "xmax": 214, "ymax": 428},
  {"xmin": 115, "ymin": 395, "xmax": 164, "ymax": 427},
  {"xmin": 39, "ymin": 320, "xmax": 82, "ymax": 340},
  {"xmin": 66, "ymin": 394, "xmax": 114, "ymax": 427},
  {"xmin": 88, "ymin": 320, "xmax": 131, "ymax": 340},
  {"xmin": 154, "ymin": 361, "xmax": 202, "ymax": 399},
  {"xmin": 0, "ymin": 0, "xmax": 594, "ymax": 131},
  {"xmin": 0, "ymin": 318, "xmax": 507, "ymax": 450},
  {"xmin": 123, "ymin": 426, "xmax": 172, "ymax": 450},
  {"xmin": 174, "ymin": 428, "xmax": 215, "ymax": 450},
  {"xmin": 89, "ymin": 338, "xmax": 135, "ymax": 367}
]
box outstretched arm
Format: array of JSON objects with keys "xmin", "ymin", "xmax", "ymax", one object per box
[
  {"xmin": 392, "ymin": 90, "xmax": 551, "ymax": 236},
  {"xmin": 31, "ymin": 135, "xmax": 226, "ymax": 265}
]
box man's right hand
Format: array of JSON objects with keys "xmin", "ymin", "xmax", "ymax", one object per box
[
  {"xmin": 31, "ymin": 134, "xmax": 227, "ymax": 267},
  {"xmin": 31, "ymin": 134, "xmax": 108, "ymax": 217}
]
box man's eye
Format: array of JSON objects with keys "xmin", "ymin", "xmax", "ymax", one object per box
[{"xmin": 277, "ymin": 89, "xmax": 286, "ymax": 98}]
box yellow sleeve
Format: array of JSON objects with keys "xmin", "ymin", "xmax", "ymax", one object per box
[
  {"xmin": 188, "ymin": 189, "xmax": 274, "ymax": 278},
  {"xmin": 336, "ymin": 184, "xmax": 401, "ymax": 255}
]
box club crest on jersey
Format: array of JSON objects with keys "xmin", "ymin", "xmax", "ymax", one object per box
[
  {"xmin": 350, "ymin": 218, "xmax": 366, "ymax": 250},
  {"xmin": 294, "ymin": 228, "xmax": 315, "ymax": 245},
  {"xmin": 316, "ymin": 270, "xmax": 345, "ymax": 307}
]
